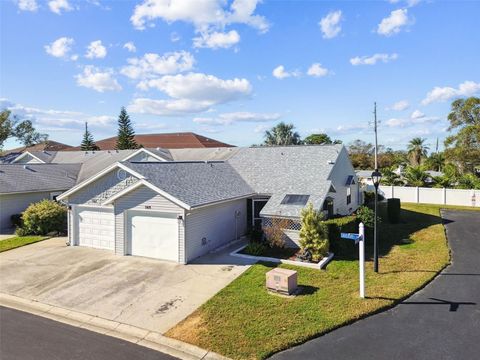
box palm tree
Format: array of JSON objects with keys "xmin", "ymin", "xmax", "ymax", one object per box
[
  {"xmin": 380, "ymin": 166, "xmax": 403, "ymax": 186},
  {"xmin": 407, "ymin": 137, "xmax": 429, "ymax": 166},
  {"xmin": 264, "ymin": 122, "xmax": 302, "ymax": 146},
  {"xmin": 403, "ymin": 166, "xmax": 428, "ymax": 187},
  {"xmin": 425, "ymin": 152, "xmax": 445, "ymax": 172}
]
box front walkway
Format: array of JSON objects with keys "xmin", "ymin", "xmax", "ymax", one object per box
[
  {"xmin": 271, "ymin": 210, "xmax": 480, "ymax": 359},
  {"xmin": 0, "ymin": 237, "xmax": 254, "ymax": 334}
]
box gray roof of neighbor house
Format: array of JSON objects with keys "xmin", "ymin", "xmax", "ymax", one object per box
[
  {"xmin": 355, "ymin": 170, "xmax": 374, "ymax": 179},
  {"xmin": 227, "ymin": 145, "xmax": 342, "ymax": 217},
  {"xmin": 0, "ymin": 164, "xmax": 81, "ymax": 194},
  {"xmin": 168, "ymin": 147, "xmax": 241, "ymax": 161},
  {"xmin": 123, "ymin": 161, "xmax": 254, "ymax": 208}
]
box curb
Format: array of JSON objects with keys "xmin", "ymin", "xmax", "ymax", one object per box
[
  {"xmin": 0, "ymin": 293, "xmax": 230, "ymax": 360},
  {"xmin": 230, "ymin": 245, "xmax": 334, "ymax": 269}
]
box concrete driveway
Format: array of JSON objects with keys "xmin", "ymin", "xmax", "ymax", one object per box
[{"xmin": 0, "ymin": 237, "xmax": 253, "ymax": 334}]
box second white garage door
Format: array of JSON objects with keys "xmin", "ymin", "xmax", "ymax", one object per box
[
  {"xmin": 77, "ymin": 207, "xmax": 115, "ymax": 251},
  {"xmin": 128, "ymin": 211, "xmax": 179, "ymax": 261}
]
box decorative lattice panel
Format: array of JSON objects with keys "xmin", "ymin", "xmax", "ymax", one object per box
[{"xmin": 261, "ymin": 217, "xmax": 302, "ymax": 231}]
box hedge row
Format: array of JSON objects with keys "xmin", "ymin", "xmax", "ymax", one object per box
[{"xmin": 323, "ymin": 215, "xmax": 358, "ymax": 260}]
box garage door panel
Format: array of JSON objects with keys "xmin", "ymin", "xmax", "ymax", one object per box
[
  {"xmin": 77, "ymin": 207, "xmax": 114, "ymax": 251},
  {"xmin": 129, "ymin": 211, "xmax": 178, "ymax": 261}
]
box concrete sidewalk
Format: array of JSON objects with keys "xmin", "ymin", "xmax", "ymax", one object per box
[{"xmin": 0, "ymin": 293, "xmax": 228, "ymax": 360}]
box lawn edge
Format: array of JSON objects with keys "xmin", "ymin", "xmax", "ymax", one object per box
[{"xmin": 0, "ymin": 236, "xmax": 51, "ymax": 253}]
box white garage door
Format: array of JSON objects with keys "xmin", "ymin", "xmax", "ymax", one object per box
[
  {"xmin": 128, "ymin": 211, "xmax": 178, "ymax": 261},
  {"xmin": 77, "ymin": 207, "xmax": 115, "ymax": 251}
]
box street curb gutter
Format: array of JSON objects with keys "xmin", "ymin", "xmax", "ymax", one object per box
[{"xmin": 0, "ymin": 293, "xmax": 230, "ymax": 360}]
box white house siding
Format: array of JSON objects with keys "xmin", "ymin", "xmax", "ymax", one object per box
[
  {"xmin": 0, "ymin": 192, "xmax": 51, "ymax": 230},
  {"xmin": 184, "ymin": 199, "xmax": 247, "ymax": 262},
  {"xmin": 114, "ymin": 186, "xmax": 185, "ymax": 261},
  {"xmin": 68, "ymin": 170, "xmax": 139, "ymax": 206},
  {"xmin": 328, "ymin": 148, "xmax": 359, "ymax": 215}
]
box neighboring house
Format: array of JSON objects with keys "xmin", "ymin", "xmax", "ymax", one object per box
[
  {"xmin": 67, "ymin": 132, "xmax": 233, "ymax": 150},
  {"xmin": 0, "ymin": 148, "xmax": 170, "ymax": 230},
  {"xmin": 0, "ymin": 164, "xmax": 81, "ymax": 231},
  {"xmin": 58, "ymin": 144, "xmax": 360, "ymax": 262},
  {"xmin": 355, "ymin": 170, "xmax": 375, "ymax": 186}
]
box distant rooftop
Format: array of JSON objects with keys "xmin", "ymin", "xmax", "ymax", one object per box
[{"xmin": 67, "ymin": 132, "xmax": 234, "ymax": 150}]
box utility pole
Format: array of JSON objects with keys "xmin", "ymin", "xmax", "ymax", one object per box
[
  {"xmin": 373, "ymin": 102, "xmax": 379, "ymax": 273},
  {"xmin": 435, "ymin": 137, "xmax": 439, "ymax": 154}
]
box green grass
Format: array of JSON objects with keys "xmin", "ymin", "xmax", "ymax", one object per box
[
  {"xmin": 0, "ymin": 236, "xmax": 49, "ymax": 252},
  {"xmin": 167, "ymin": 204, "xmax": 480, "ymax": 359}
]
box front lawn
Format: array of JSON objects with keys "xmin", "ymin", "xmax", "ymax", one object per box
[
  {"xmin": 167, "ymin": 204, "xmax": 479, "ymax": 359},
  {"xmin": 0, "ymin": 236, "xmax": 49, "ymax": 252}
]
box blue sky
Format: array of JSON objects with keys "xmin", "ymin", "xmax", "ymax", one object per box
[{"xmin": 1, "ymin": 0, "xmax": 479, "ymax": 151}]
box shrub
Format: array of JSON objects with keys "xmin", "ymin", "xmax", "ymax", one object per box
[
  {"xmin": 19, "ymin": 200, "xmax": 67, "ymax": 235},
  {"xmin": 263, "ymin": 217, "xmax": 289, "ymax": 248},
  {"xmin": 299, "ymin": 203, "xmax": 329, "ymax": 262},
  {"xmin": 243, "ymin": 242, "xmax": 266, "ymax": 256},
  {"xmin": 387, "ymin": 198, "xmax": 401, "ymax": 224},
  {"xmin": 10, "ymin": 214, "xmax": 23, "ymax": 228},
  {"xmin": 356, "ymin": 206, "xmax": 380, "ymax": 228},
  {"xmin": 324, "ymin": 215, "xmax": 357, "ymax": 259},
  {"xmin": 249, "ymin": 223, "xmax": 264, "ymax": 243},
  {"xmin": 363, "ymin": 191, "xmax": 384, "ymax": 205}
]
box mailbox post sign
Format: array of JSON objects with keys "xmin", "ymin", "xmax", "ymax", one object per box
[{"xmin": 341, "ymin": 222, "xmax": 365, "ymax": 298}]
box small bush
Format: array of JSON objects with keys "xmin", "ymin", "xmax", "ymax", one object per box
[
  {"xmin": 356, "ymin": 206, "xmax": 380, "ymax": 228},
  {"xmin": 387, "ymin": 198, "xmax": 401, "ymax": 224},
  {"xmin": 249, "ymin": 224, "xmax": 264, "ymax": 242},
  {"xmin": 11, "ymin": 214, "xmax": 23, "ymax": 228},
  {"xmin": 263, "ymin": 217, "xmax": 289, "ymax": 248},
  {"xmin": 243, "ymin": 242, "xmax": 266, "ymax": 256},
  {"xmin": 324, "ymin": 215, "xmax": 357, "ymax": 259},
  {"xmin": 363, "ymin": 191, "xmax": 384, "ymax": 205},
  {"xmin": 19, "ymin": 200, "xmax": 67, "ymax": 236},
  {"xmin": 299, "ymin": 203, "xmax": 329, "ymax": 262}
]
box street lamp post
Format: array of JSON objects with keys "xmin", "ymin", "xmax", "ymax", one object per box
[{"xmin": 371, "ymin": 170, "xmax": 382, "ymax": 273}]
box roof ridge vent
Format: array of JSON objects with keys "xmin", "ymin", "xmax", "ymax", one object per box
[{"xmin": 328, "ymin": 160, "xmax": 335, "ymax": 165}]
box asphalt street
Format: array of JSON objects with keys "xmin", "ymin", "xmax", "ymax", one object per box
[
  {"xmin": 272, "ymin": 210, "xmax": 480, "ymax": 360},
  {"xmin": 0, "ymin": 306, "xmax": 179, "ymax": 360}
]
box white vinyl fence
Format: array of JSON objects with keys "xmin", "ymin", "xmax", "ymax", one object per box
[{"xmin": 379, "ymin": 186, "xmax": 480, "ymax": 207}]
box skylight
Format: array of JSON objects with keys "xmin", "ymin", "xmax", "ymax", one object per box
[{"xmin": 281, "ymin": 194, "xmax": 310, "ymax": 205}]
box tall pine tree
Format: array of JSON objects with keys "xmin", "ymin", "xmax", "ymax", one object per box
[
  {"xmin": 116, "ymin": 107, "xmax": 139, "ymax": 150},
  {"xmin": 80, "ymin": 122, "xmax": 99, "ymax": 151}
]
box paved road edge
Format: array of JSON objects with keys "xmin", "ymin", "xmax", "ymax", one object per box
[{"xmin": 0, "ymin": 293, "xmax": 229, "ymax": 360}]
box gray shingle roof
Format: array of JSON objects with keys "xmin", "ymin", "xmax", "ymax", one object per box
[
  {"xmin": 169, "ymin": 147, "xmax": 240, "ymax": 161},
  {"xmin": 0, "ymin": 164, "xmax": 81, "ymax": 194},
  {"xmin": 123, "ymin": 161, "xmax": 254, "ymax": 208},
  {"xmin": 227, "ymin": 145, "xmax": 342, "ymax": 216}
]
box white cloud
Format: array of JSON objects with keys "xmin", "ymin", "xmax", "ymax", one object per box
[
  {"xmin": 194, "ymin": 112, "xmax": 280, "ymax": 125},
  {"xmin": 307, "ymin": 63, "xmax": 329, "ymax": 77},
  {"xmin": 193, "ymin": 30, "xmax": 240, "ymax": 49},
  {"xmin": 388, "ymin": 100, "xmax": 409, "ymax": 111},
  {"xmin": 385, "ymin": 115, "xmax": 441, "ymax": 128},
  {"xmin": 75, "ymin": 66, "xmax": 122, "ymax": 92},
  {"xmin": 411, "ymin": 109, "xmax": 425, "ymax": 119},
  {"xmin": 422, "ymin": 81, "xmax": 480, "ymax": 105},
  {"xmin": 85, "ymin": 40, "xmax": 107, "ymax": 59},
  {"xmin": 0, "ymin": 98, "xmax": 114, "ymax": 131},
  {"xmin": 44, "ymin": 37, "xmax": 74, "ymax": 59},
  {"xmin": 130, "ymin": 0, "xmax": 269, "ymax": 33},
  {"xmin": 137, "ymin": 73, "xmax": 251, "ymax": 103},
  {"xmin": 319, "ymin": 10, "xmax": 342, "ymax": 39},
  {"xmin": 121, "ymin": 51, "xmax": 195, "ymax": 79},
  {"xmin": 48, "ymin": 0, "xmax": 73, "ymax": 15},
  {"xmin": 377, "ymin": 9, "xmax": 410, "ymax": 36},
  {"xmin": 17, "ymin": 0, "xmax": 38, "ymax": 11},
  {"xmin": 389, "ymin": 0, "xmax": 422, "ymax": 7},
  {"xmin": 350, "ymin": 53, "xmax": 398, "ymax": 66},
  {"xmin": 272, "ymin": 65, "xmax": 300, "ymax": 79},
  {"xmin": 128, "ymin": 98, "xmax": 211, "ymax": 116},
  {"xmin": 123, "ymin": 41, "xmax": 137, "ymax": 53},
  {"xmin": 129, "ymin": 73, "xmax": 252, "ymax": 116}
]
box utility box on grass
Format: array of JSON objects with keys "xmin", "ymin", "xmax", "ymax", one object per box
[{"xmin": 266, "ymin": 268, "xmax": 298, "ymax": 295}]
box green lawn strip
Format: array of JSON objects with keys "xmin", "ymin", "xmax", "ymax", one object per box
[
  {"xmin": 0, "ymin": 236, "xmax": 49, "ymax": 252},
  {"xmin": 167, "ymin": 204, "xmax": 479, "ymax": 359}
]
